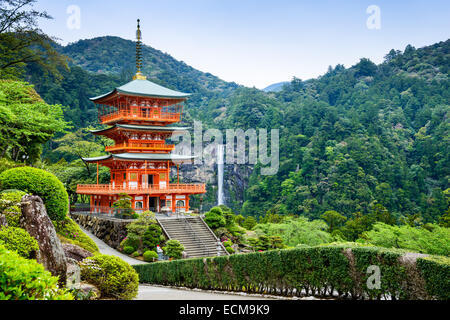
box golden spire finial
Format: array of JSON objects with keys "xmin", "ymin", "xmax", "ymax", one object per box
[{"xmin": 133, "ymin": 18, "xmax": 146, "ymax": 80}]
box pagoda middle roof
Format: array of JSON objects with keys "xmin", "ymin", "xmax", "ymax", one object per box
[
  {"xmin": 91, "ymin": 124, "xmax": 191, "ymax": 135},
  {"xmin": 90, "ymin": 78, "xmax": 191, "ymax": 101},
  {"xmin": 82, "ymin": 153, "xmax": 195, "ymax": 163}
]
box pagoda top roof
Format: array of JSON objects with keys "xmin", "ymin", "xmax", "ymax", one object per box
[
  {"xmin": 91, "ymin": 124, "xmax": 190, "ymax": 135},
  {"xmin": 90, "ymin": 78, "xmax": 191, "ymax": 102},
  {"xmin": 82, "ymin": 153, "xmax": 195, "ymax": 163}
]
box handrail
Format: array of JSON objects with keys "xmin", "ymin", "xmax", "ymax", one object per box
[
  {"xmin": 100, "ymin": 110, "xmax": 181, "ymax": 123},
  {"xmin": 156, "ymin": 217, "xmax": 172, "ymax": 240},
  {"xmin": 180, "ymin": 215, "xmax": 213, "ymax": 257},
  {"xmin": 77, "ymin": 183, "xmax": 206, "ymax": 195},
  {"xmin": 198, "ymin": 216, "xmax": 229, "ymax": 256},
  {"xmin": 105, "ymin": 142, "xmax": 175, "ymax": 152}
]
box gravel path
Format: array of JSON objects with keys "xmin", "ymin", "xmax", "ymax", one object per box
[{"xmin": 136, "ymin": 285, "xmax": 277, "ymax": 300}]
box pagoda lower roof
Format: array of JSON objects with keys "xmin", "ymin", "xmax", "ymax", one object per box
[
  {"xmin": 90, "ymin": 79, "xmax": 191, "ymax": 102},
  {"xmin": 91, "ymin": 124, "xmax": 190, "ymax": 135},
  {"xmin": 82, "ymin": 153, "xmax": 195, "ymax": 163}
]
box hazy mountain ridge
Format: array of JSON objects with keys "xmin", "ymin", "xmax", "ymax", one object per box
[
  {"xmin": 61, "ymin": 36, "xmax": 240, "ymax": 95},
  {"xmin": 263, "ymin": 81, "xmax": 289, "ymax": 92}
]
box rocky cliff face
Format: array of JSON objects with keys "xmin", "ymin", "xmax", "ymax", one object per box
[
  {"xmin": 177, "ymin": 162, "xmax": 253, "ymax": 213},
  {"xmin": 70, "ymin": 213, "xmax": 131, "ymax": 249}
]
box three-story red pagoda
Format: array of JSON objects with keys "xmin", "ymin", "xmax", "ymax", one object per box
[{"xmin": 76, "ymin": 20, "xmax": 205, "ymax": 214}]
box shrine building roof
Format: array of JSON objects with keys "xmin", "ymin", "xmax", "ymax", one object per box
[{"xmin": 90, "ymin": 78, "xmax": 191, "ymax": 102}]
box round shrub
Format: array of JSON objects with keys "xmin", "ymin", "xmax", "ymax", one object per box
[
  {"xmin": 162, "ymin": 239, "xmax": 184, "ymax": 259},
  {"xmin": 80, "ymin": 254, "xmax": 139, "ymax": 300},
  {"xmin": 0, "ymin": 226, "xmax": 39, "ymax": 259},
  {"xmin": 132, "ymin": 251, "xmax": 140, "ymax": 257},
  {"xmin": 204, "ymin": 211, "xmax": 226, "ymax": 229},
  {"xmin": 0, "ymin": 167, "xmax": 69, "ymax": 221},
  {"xmin": 143, "ymin": 250, "xmax": 158, "ymax": 262},
  {"xmin": 0, "ymin": 244, "xmax": 73, "ymax": 300},
  {"xmin": 123, "ymin": 246, "xmax": 135, "ymax": 255},
  {"xmin": 0, "ymin": 190, "xmax": 26, "ymax": 227}
]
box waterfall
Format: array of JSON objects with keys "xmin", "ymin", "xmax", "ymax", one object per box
[{"xmin": 217, "ymin": 144, "xmax": 225, "ymax": 206}]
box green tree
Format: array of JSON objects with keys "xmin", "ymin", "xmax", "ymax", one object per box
[
  {"xmin": 142, "ymin": 224, "xmax": 162, "ymax": 251},
  {"xmin": 0, "ymin": 0, "xmax": 68, "ymax": 79},
  {"xmin": 53, "ymin": 129, "xmax": 106, "ymax": 175},
  {"xmin": 0, "ymin": 80, "xmax": 68, "ymax": 162},
  {"xmin": 112, "ymin": 193, "xmax": 134, "ymax": 218},
  {"xmin": 320, "ymin": 210, "xmax": 347, "ymax": 232},
  {"xmin": 162, "ymin": 239, "xmax": 184, "ymax": 259},
  {"xmin": 242, "ymin": 216, "xmax": 257, "ymax": 230}
]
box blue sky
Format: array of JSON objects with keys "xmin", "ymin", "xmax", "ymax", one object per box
[{"xmin": 35, "ymin": 0, "xmax": 450, "ymax": 88}]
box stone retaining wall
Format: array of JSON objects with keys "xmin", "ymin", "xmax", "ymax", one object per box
[{"xmin": 70, "ymin": 213, "xmax": 132, "ymax": 249}]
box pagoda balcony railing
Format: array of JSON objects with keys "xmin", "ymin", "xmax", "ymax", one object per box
[
  {"xmin": 105, "ymin": 142, "xmax": 175, "ymax": 153},
  {"xmin": 76, "ymin": 183, "xmax": 206, "ymax": 195},
  {"xmin": 100, "ymin": 110, "xmax": 181, "ymax": 124}
]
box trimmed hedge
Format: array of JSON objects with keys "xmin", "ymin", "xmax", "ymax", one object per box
[
  {"xmin": 0, "ymin": 167, "xmax": 69, "ymax": 221},
  {"xmin": 133, "ymin": 245, "xmax": 450, "ymax": 300},
  {"xmin": 416, "ymin": 256, "xmax": 450, "ymax": 300}
]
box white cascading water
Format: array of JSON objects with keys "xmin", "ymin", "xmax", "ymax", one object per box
[{"xmin": 217, "ymin": 144, "xmax": 225, "ymax": 206}]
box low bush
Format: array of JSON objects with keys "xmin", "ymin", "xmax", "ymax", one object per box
[
  {"xmin": 0, "ymin": 226, "xmax": 39, "ymax": 259},
  {"xmin": 223, "ymin": 240, "xmax": 232, "ymax": 247},
  {"xmin": 226, "ymin": 246, "xmax": 235, "ymax": 254},
  {"xmin": 0, "ymin": 244, "xmax": 73, "ymax": 300},
  {"xmin": 133, "ymin": 244, "xmax": 450, "ymax": 300},
  {"xmin": 80, "ymin": 254, "xmax": 139, "ymax": 300},
  {"xmin": 143, "ymin": 250, "xmax": 158, "ymax": 262},
  {"xmin": 123, "ymin": 246, "xmax": 135, "ymax": 255},
  {"xmin": 120, "ymin": 234, "xmax": 140, "ymax": 251},
  {"xmin": 0, "ymin": 167, "xmax": 69, "ymax": 221},
  {"xmin": 132, "ymin": 251, "xmax": 140, "ymax": 258},
  {"xmin": 0, "ymin": 190, "xmax": 26, "ymax": 227}
]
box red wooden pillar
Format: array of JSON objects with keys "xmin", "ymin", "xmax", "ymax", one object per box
[
  {"xmin": 185, "ymin": 195, "xmax": 189, "ymax": 212},
  {"xmin": 171, "ymin": 194, "xmax": 176, "ymax": 213}
]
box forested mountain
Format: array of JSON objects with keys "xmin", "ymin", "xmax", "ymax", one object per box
[
  {"xmin": 23, "ymin": 36, "xmax": 450, "ymax": 224},
  {"xmin": 24, "ymin": 36, "xmax": 240, "ymax": 131},
  {"xmin": 240, "ymin": 41, "xmax": 449, "ymax": 223}
]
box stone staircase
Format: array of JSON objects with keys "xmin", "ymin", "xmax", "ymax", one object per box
[{"xmin": 157, "ymin": 216, "xmax": 228, "ymax": 258}]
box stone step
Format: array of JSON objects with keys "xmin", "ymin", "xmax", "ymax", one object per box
[{"xmin": 157, "ymin": 216, "xmax": 228, "ymax": 258}]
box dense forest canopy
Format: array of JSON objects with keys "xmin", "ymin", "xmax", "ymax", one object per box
[{"xmin": 1, "ymin": 13, "xmax": 448, "ymax": 226}]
